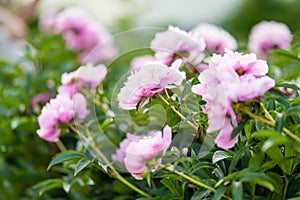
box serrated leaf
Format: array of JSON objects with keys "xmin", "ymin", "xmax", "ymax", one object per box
[
  {"xmin": 47, "ymin": 150, "xmax": 85, "ymax": 170},
  {"xmin": 74, "ymin": 158, "xmax": 91, "ymax": 176},
  {"xmin": 212, "ymin": 150, "xmax": 232, "ymax": 164},
  {"xmin": 232, "ymin": 181, "xmax": 243, "ymax": 200},
  {"xmin": 160, "ymin": 177, "xmax": 182, "ymax": 197}
]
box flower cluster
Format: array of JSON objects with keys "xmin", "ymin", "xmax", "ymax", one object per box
[
  {"xmin": 149, "ymin": 23, "xmax": 237, "ymax": 71},
  {"xmin": 37, "ymin": 64, "xmax": 107, "ymax": 142},
  {"xmin": 192, "ymin": 49, "xmax": 275, "ymax": 149},
  {"xmin": 39, "ymin": 7, "xmax": 118, "ymax": 63},
  {"xmin": 113, "ymin": 126, "xmax": 172, "ymax": 180}
]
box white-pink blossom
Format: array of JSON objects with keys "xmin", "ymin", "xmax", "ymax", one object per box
[
  {"xmin": 58, "ymin": 64, "xmax": 107, "ymax": 98},
  {"xmin": 191, "ymin": 23, "xmax": 237, "ymax": 54},
  {"xmin": 150, "ymin": 25, "xmax": 206, "ymax": 65},
  {"xmin": 113, "ymin": 126, "xmax": 172, "ymax": 180},
  {"xmin": 118, "ymin": 60, "xmax": 186, "ymax": 110},
  {"xmin": 129, "ymin": 55, "xmax": 155, "ymax": 72},
  {"xmin": 248, "ymin": 21, "xmax": 292, "ymax": 59}
]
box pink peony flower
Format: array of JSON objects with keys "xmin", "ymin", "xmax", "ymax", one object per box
[
  {"xmin": 129, "ymin": 55, "xmax": 155, "ymax": 72},
  {"xmin": 31, "ymin": 93, "xmax": 51, "ymax": 107},
  {"xmin": 36, "ymin": 93, "xmax": 90, "ymax": 142},
  {"xmin": 54, "ymin": 7, "xmax": 118, "ymax": 63},
  {"xmin": 118, "ymin": 60, "xmax": 186, "ymax": 110},
  {"xmin": 150, "ymin": 25, "xmax": 206, "ymax": 65},
  {"xmin": 248, "ymin": 21, "xmax": 292, "ymax": 59},
  {"xmin": 191, "ymin": 23, "xmax": 237, "ymax": 54},
  {"xmin": 192, "ymin": 50, "xmax": 275, "ymax": 149},
  {"xmin": 113, "ymin": 125, "xmax": 172, "ymax": 180},
  {"xmin": 58, "ymin": 64, "xmax": 107, "ymax": 98}
]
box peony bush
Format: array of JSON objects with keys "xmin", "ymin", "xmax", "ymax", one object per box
[{"xmin": 1, "ymin": 5, "xmax": 300, "ymax": 200}]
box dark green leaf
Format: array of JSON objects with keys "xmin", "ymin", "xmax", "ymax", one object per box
[
  {"xmin": 212, "ymin": 187, "xmax": 227, "ymax": 200},
  {"xmin": 232, "ymin": 181, "xmax": 243, "ymax": 200},
  {"xmin": 191, "ymin": 189, "xmax": 210, "ymax": 200},
  {"xmin": 47, "ymin": 150, "xmax": 85, "ymax": 170},
  {"xmin": 74, "ymin": 158, "xmax": 91, "ymax": 176},
  {"xmin": 160, "ymin": 177, "xmax": 182, "ymax": 197}
]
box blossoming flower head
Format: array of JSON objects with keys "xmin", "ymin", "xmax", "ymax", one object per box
[
  {"xmin": 36, "ymin": 93, "xmax": 90, "ymax": 142},
  {"xmin": 192, "ymin": 50, "xmax": 275, "ymax": 149},
  {"xmin": 129, "ymin": 55, "xmax": 155, "ymax": 72},
  {"xmin": 118, "ymin": 60, "xmax": 186, "ymax": 110},
  {"xmin": 150, "ymin": 25, "xmax": 206, "ymax": 65},
  {"xmin": 113, "ymin": 125, "xmax": 172, "ymax": 180},
  {"xmin": 248, "ymin": 21, "xmax": 292, "ymax": 59},
  {"xmin": 54, "ymin": 7, "xmax": 118, "ymax": 63},
  {"xmin": 58, "ymin": 64, "xmax": 107, "ymax": 97},
  {"xmin": 191, "ymin": 23, "xmax": 237, "ymax": 54}
]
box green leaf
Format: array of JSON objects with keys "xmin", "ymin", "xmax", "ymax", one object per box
[
  {"xmin": 160, "ymin": 177, "xmax": 182, "ymax": 197},
  {"xmin": 33, "ymin": 179, "xmax": 64, "ymax": 196},
  {"xmin": 290, "ymin": 96, "xmax": 300, "ymax": 105},
  {"xmin": 212, "ymin": 150, "xmax": 232, "ymax": 164},
  {"xmin": 74, "ymin": 158, "xmax": 91, "ymax": 176},
  {"xmin": 231, "ymin": 116, "xmax": 249, "ymax": 139},
  {"xmin": 239, "ymin": 172, "xmax": 275, "ymax": 191},
  {"xmin": 229, "ymin": 148, "xmax": 247, "ymax": 173},
  {"xmin": 249, "ymin": 151, "xmax": 265, "ymax": 167},
  {"xmin": 232, "ymin": 181, "xmax": 243, "ymax": 200},
  {"xmin": 275, "ymin": 113, "xmax": 284, "ymax": 133},
  {"xmin": 181, "ymin": 79, "xmax": 193, "ymax": 100},
  {"xmin": 47, "ymin": 150, "xmax": 85, "ymax": 170},
  {"xmin": 212, "ymin": 187, "xmax": 227, "ymax": 200},
  {"xmin": 191, "ymin": 189, "xmax": 210, "ymax": 200}
]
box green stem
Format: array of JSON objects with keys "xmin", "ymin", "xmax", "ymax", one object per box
[
  {"xmin": 282, "ymin": 175, "xmax": 289, "ymax": 200},
  {"xmin": 56, "ymin": 139, "xmax": 67, "ymax": 152},
  {"xmin": 157, "ymin": 93, "xmax": 198, "ymax": 131},
  {"xmin": 251, "ymin": 183, "xmax": 256, "ymax": 200},
  {"xmin": 163, "ymin": 165, "xmax": 232, "ymax": 200},
  {"xmin": 68, "ymin": 124, "xmax": 151, "ymax": 198},
  {"xmin": 239, "ymin": 106, "xmax": 300, "ymax": 144}
]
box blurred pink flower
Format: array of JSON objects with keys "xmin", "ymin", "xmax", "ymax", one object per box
[
  {"xmin": 191, "ymin": 23, "xmax": 237, "ymax": 54},
  {"xmin": 58, "ymin": 64, "xmax": 107, "ymax": 97},
  {"xmin": 130, "ymin": 55, "xmax": 155, "ymax": 72},
  {"xmin": 39, "ymin": 10, "xmax": 57, "ymax": 33},
  {"xmin": 31, "ymin": 93, "xmax": 51, "ymax": 107},
  {"xmin": 118, "ymin": 60, "xmax": 186, "ymax": 110},
  {"xmin": 113, "ymin": 126, "xmax": 172, "ymax": 180},
  {"xmin": 248, "ymin": 21, "xmax": 292, "ymax": 59},
  {"xmin": 192, "ymin": 50, "xmax": 275, "ymax": 149},
  {"xmin": 36, "ymin": 93, "xmax": 89, "ymax": 142},
  {"xmin": 151, "ymin": 25, "xmax": 206, "ymax": 65},
  {"xmin": 54, "ymin": 7, "xmax": 117, "ymax": 63}
]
